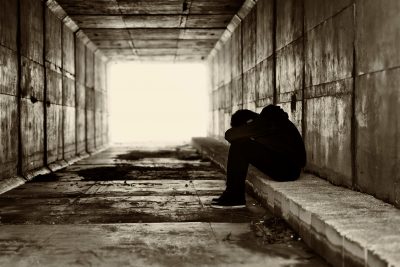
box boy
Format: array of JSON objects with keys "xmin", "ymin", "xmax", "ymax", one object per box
[{"xmin": 211, "ymin": 105, "xmax": 306, "ymax": 209}]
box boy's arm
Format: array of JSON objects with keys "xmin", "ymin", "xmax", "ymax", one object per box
[{"xmin": 224, "ymin": 118, "xmax": 278, "ymax": 143}]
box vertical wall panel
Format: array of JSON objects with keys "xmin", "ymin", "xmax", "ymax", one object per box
[
  {"xmin": 75, "ymin": 37, "xmax": 86, "ymax": 155},
  {"xmin": 85, "ymin": 48, "xmax": 95, "ymax": 152},
  {"xmin": 45, "ymin": 7, "xmax": 62, "ymax": 68},
  {"xmin": 20, "ymin": 0, "xmax": 43, "ymax": 64},
  {"xmin": 256, "ymin": 0, "xmax": 273, "ymax": 63},
  {"xmin": 0, "ymin": 0, "xmax": 18, "ymax": 51},
  {"xmin": 0, "ymin": 4, "xmax": 18, "ymax": 178},
  {"xmin": 19, "ymin": 0, "xmax": 45, "ymax": 173},
  {"xmin": 46, "ymin": 70, "xmax": 63, "ymax": 163},
  {"xmin": 255, "ymin": 58, "xmax": 274, "ymax": 107},
  {"xmin": 45, "ymin": 5, "xmax": 63, "ymax": 164},
  {"xmin": 62, "ymin": 75, "xmax": 76, "ymax": 159},
  {"xmin": 355, "ymin": 0, "xmax": 400, "ymax": 207},
  {"xmin": 231, "ymin": 26, "xmax": 242, "ymax": 79},
  {"xmin": 62, "ymin": 25, "xmax": 76, "ymax": 160},
  {"xmin": 242, "ymin": 8, "xmax": 256, "ymax": 72},
  {"xmin": 304, "ymin": 6, "xmax": 354, "ymax": 186},
  {"xmin": 276, "ymin": 0, "xmax": 303, "ymax": 50}
]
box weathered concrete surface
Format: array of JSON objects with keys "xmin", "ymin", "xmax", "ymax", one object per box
[
  {"xmin": 62, "ymin": 25, "xmax": 75, "ymax": 75},
  {"xmin": 0, "ymin": 0, "xmax": 17, "ymax": 51},
  {"xmin": 356, "ymin": 0, "xmax": 400, "ymax": 75},
  {"xmin": 45, "ymin": 6, "xmax": 62, "ymax": 68},
  {"xmin": 303, "ymin": 6, "xmax": 354, "ymax": 186},
  {"xmin": 255, "ymin": 58, "xmax": 274, "ymax": 107},
  {"xmin": 193, "ymin": 137, "xmax": 400, "ymax": 267},
  {"xmin": 0, "ymin": 0, "xmax": 109, "ymax": 183},
  {"xmin": 75, "ymin": 37, "xmax": 87, "ymax": 155},
  {"xmin": 356, "ymin": 69, "xmax": 400, "ymax": 207},
  {"xmin": 305, "ymin": 6, "xmax": 354, "ymax": 87},
  {"xmin": 276, "ymin": 0, "xmax": 303, "ymax": 51},
  {"xmin": 242, "ymin": 8, "xmax": 256, "ymax": 73},
  {"xmin": 62, "ymin": 75, "xmax": 76, "ymax": 160},
  {"xmin": 0, "ymin": 12, "xmax": 19, "ymax": 181},
  {"xmin": 20, "ymin": 0, "xmax": 44, "ymax": 64},
  {"xmin": 0, "ymin": 95, "xmax": 19, "ymax": 180},
  {"xmin": 231, "ymin": 26, "xmax": 242, "ymax": 79},
  {"xmin": 21, "ymin": 98, "xmax": 45, "ymax": 173},
  {"xmin": 304, "ymin": 95, "xmax": 352, "ymax": 187},
  {"xmin": 0, "ymin": 47, "xmax": 18, "ymax": 96},
  {"xmin": 0, "ymin": 144, "xmax": 326, "ymax": 266},
  {"xmin": 255, "ymin": 0, "xmax": 273, "ymax": 64},
  {"xmin": 47, "ymin": 104, "xmax": 64, "ymax": 164},
  {"xmin": 304, "ymin": 0, "xmax": 353, "ymax": 31}
]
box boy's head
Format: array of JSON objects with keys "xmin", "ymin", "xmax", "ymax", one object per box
[{"xmin": 230, "ymin": 109, "xmax": 259, "ymax": 127}]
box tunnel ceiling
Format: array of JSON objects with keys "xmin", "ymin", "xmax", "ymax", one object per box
[{"xmin": 56, "ymin": 0, "xmax": 246, "ymax": 61}]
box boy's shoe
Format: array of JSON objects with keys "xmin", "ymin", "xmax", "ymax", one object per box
[{"xmin": 211, "ymin": 197, "xmax": 246, "ymax": 209}]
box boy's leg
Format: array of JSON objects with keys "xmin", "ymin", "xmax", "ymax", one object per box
[{"xmin": 222, "ymin": 139, "xmax": 300, "ymax": 198}]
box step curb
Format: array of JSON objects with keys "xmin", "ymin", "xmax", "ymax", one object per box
[{"xmin": 192, "ymin": 137, "xmax": 400, "ymax": 267}]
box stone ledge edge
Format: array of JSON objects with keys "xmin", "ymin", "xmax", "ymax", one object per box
[
  {"xmin": 192, "ymin": 137, "xmax": 397, "ymax": 267},
  {"xmin": 0, "ymin": 146, "xmax": 109, "ymax": 195}
]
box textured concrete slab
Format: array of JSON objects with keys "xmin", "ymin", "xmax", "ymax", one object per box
[
  {"xmin": 304, "ymin": 6, "xmax": 354, "ymax": 87},
  {"xmin": 231, "ymin": 26, "xmax": 242, "ymax": 78},
  {"xmin": 193, "ymin": 137, "xmax": 400, "ymax": 267},
  {"xmin": 20, "ymin": 0, "xmax": 43, "ymax": 63},
  {"xmin": 45, "ymin": 6, "xmax": 62, "ymax": 67},
  {"xmin": 0, "ymin": 46, "xmax": 18, "ymax": 96},
  {"xmin": 62, "ymin": 25, "xmax": 75, "ymax": 75},
  {"xmin": 0, "ymin": 144, "xmax": 326, "ymax": 266},
  {"xmin": 0, "ymin": 0, "xmax": 17, "ymax": 51},
  {"xmin": 356, "ymin": 0, "xmax": 400, "ymax": 74},
  {"xmin": 276, "ymin": 0, "xmax": 303, "ymax": 50},
  {"xmin": 304, "ymin": 94, "xmax": 352, "ymax": 187},
  {"xmin": 255, "ymin": 58, "xmax": 274, "ymax": 106},
  {"xmin": 242, "ymin": 8, "xmax": 256, "ymax": 72},
  {"xmin": 46, "ymin": 104, "xmax": 63, "ymax": 164},
  {"xmin": 21, "ymin": 98, "xmax": 45, "ymax": 173},
  {"xmin": 0, "ymin": 94, "xmax": 19, "ymax": 180},
  {"xmin": 355, "ymin": 68, "xmax": 400, "ymax": 208}
]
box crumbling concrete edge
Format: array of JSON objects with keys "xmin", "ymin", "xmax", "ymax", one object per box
[
  {"xmin": 192, "ymin": 137, "xmax": 400, "ymax": 267},
  {"xmin": 0, "ymin": 176, "xmax": 26, "ymax": 195},
  {"xmin": 0, "ymin": 146, "xmax": 109, "ymax": 195}
]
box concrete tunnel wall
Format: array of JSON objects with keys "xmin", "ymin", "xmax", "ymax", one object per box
[
  {"xmin": 0, "ymin": 0, "xmax": 109, "ymax": 182},
  {"xmin": 207, "ymin": 0, "xmax": 400, "ymax": 208}
]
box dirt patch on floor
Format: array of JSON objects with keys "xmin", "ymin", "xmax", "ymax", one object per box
[
  {"xmin": 28, "ymin": 173, "xmax": 60, "ymax": 182},
  {"xmin": 77, "ymin": 165, "xmax": 134, "ymax": 181},
  {"xmin": 115, "ymin": 148, "xmax": 203, "ymax": 162}
]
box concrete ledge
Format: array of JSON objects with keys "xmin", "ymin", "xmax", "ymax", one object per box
[
  {"xmin": 0, "ymin": 146, "xmax": 109, "ymax": 195},
  {"xmin": 23, "ymin": 166, "xmax": 52, "ymax": 181},
  {"xmin": 0, "ymin": 176, "xmax": 26, "ymax": 195},
  {"xmin": 192, "ymin": 137, "xmax": 400, "ymax": 267},
  {"xmin": 48, "ymin": 160, "xmax": 69, "ymax": 172}
]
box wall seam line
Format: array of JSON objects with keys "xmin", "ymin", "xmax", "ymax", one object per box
[
  {"xmin": 272, "ymin": 0, "xmax": 277, "ymax": 105},
  {"xmin": 301, "ymin": 0, "xmax": 306, "ymax": 139},
  {"xmin": 16, "ymin": 0, "xmax": 23, "ymax": 176},
  {"xmin": 61, "ymin": 24, "xmax": 65, "ymax": 160},
  {"xmin": 351, "ymin": 3, "xmax": 358, "ymax": 189},
  {"xmin": 43, "ymin": 2, "xmax": 48, "ymax": 167}
]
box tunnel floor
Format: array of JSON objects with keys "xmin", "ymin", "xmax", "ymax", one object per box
[{"xmin": 0, "ymin": 144, "xmax": 327, "ymax": 266}]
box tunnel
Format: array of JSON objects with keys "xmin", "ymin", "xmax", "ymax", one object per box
[{"xmin": 0, "ymin": 0, "xmax": 400, "ymax": 266}]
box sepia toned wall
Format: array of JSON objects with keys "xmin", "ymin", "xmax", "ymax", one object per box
[
  {"xmin": 0, "ymin": 0, "xmax": 109, "ymax": 180},
  {"xmin": 207, "ymin": 0, "xmax": 400, "ymax": 208}
]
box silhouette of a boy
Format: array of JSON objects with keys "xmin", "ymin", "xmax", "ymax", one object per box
[{"xmin": 211, "ymin": 105, "xmax": 306, "ymax": 209}]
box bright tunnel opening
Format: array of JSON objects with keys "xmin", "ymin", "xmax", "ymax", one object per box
[{"xmin": 108, "ymin": 62, "xmax": 209, "ymax": 145}]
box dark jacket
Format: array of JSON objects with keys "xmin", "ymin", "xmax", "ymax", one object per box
[{"xmin": 225, "ymin": 105, "xmax": 306, "ymax": 168}]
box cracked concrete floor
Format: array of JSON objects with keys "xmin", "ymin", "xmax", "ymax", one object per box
[{"xmin": 0, "ymin": 144, "xmax": 327, "ymax": 267}]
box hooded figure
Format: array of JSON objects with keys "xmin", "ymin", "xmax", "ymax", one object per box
[{"xmin": 212, "ymin": 105, "xmax": 306, "ymax": 209}]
